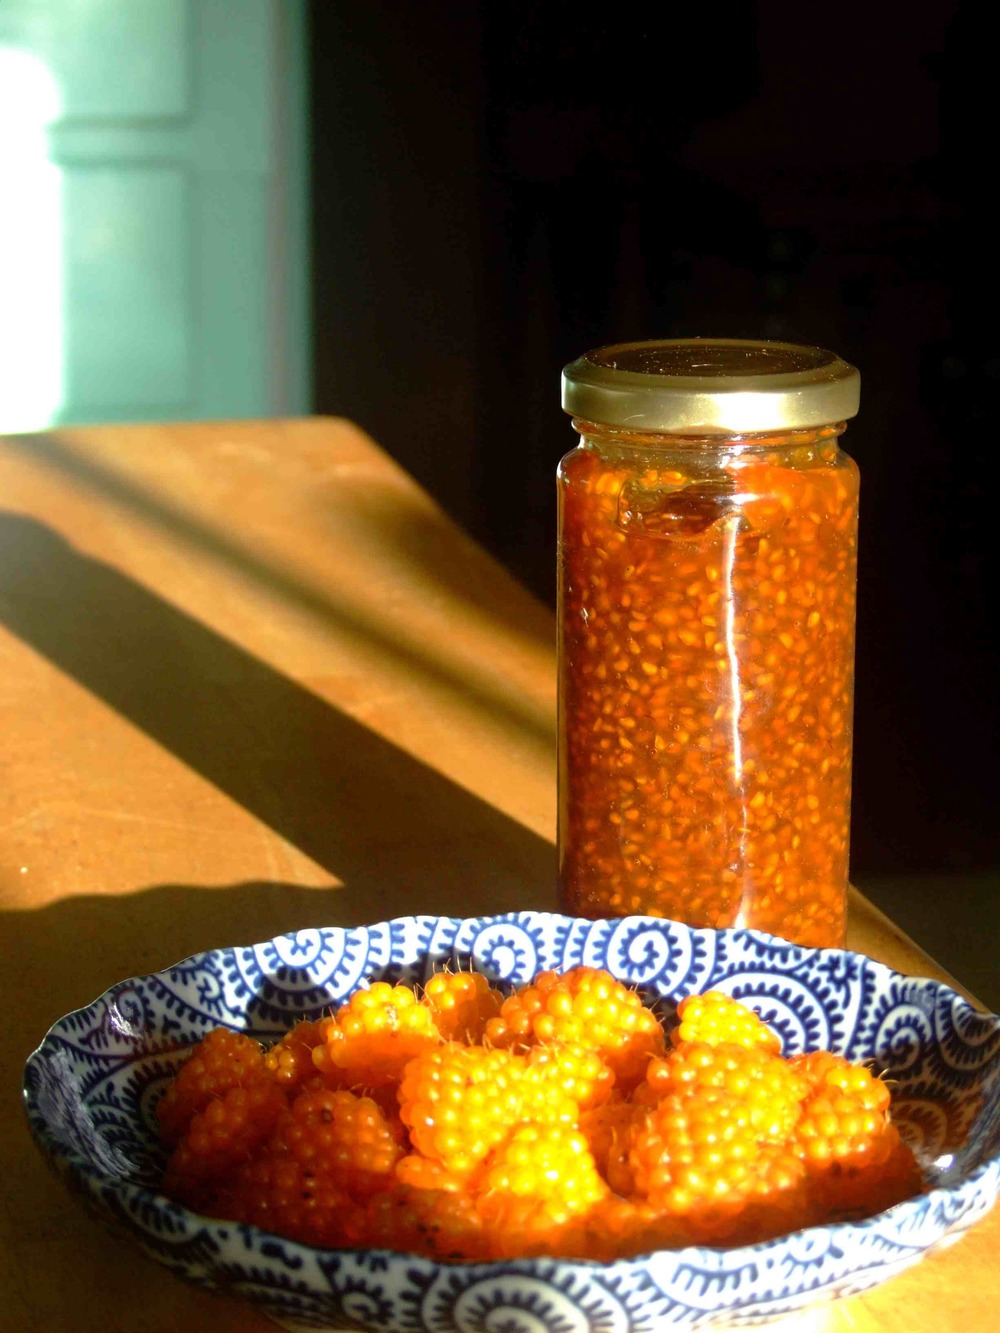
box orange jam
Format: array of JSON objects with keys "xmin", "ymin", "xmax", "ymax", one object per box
[{"xmin": 558, "ymin": 424, "xmax": 859, "ymax": 947}]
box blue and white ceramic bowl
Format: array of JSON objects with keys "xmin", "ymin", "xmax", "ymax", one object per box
[{"xmin": 23, "ymin": 913, "xmax": 1000, "ymax": 1331}]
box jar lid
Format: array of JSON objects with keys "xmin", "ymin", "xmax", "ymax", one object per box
[{"xmin": 561, "ymin": 338, "xmax": 860, "ymax": 433}]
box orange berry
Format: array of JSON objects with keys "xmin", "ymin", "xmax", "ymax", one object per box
[
  {"xmin": 579, "ymin": 1099, "xmax": 640, "ymax": 1195},
  {"xmin": 481, "ymin": 1122, "xmax": 606, "ymax": 1205},
  {"xmin": 671, "ymin": 991, "xmax": 781, "ymax": 1054},
  {"xmin": 157, "ymin": 979, "xmax": 924, "ymax": 1258},
  {"xmin": 157, "ymin": 1028, "xmax": 269, "ymax": 1146},
  {"xmin": 789, "ymin": 1050, "xmax": 919, "ymax": 1218},
  {"xmin": 313, "ymin": 983, "xmax": 440, "ymax": 1086},
  {"xmin": 395, "ymin": 1155, "xmax": 466, "ymax": 1192},
  {"xmin": 477, "ymin": 1124, "xmax": 608, "ymax": 1257},
  {"xmin": 422, "ymin": 970, "xmax": 503, "ymax": 1042},
  {"xmin": 264, "ymin": 1019, "xmax": 333, "ymax": 1093},
  {"xmin": 357, "ymin": 1184, "xmax": 490, "ymax": 1260},
  {"xmin": 269, "ymin": 1087, "xmax": 403, "ymax": 1199},
  {"xmin": 791, "ymin": 1053, "xmax": 892, "ymax": 1169},
  {"xmin": 398, "ymin": 1043, "xmax": 525, "ymax": 1177},
  {"xmin": 164, "ymin": 1080, "xmax": 287, "ymax": 1201},
  {"xmin": 808, "ymin": 1126, "xmax": 922, "ymax": 1219},
  {"xmin": 628, "ymin": 1086, "xmax": 811, "ymax": 1244},
  {"xmin": 629, "ymin": 1086, "xmax": 759, "ymax": 1209},
  {"xmin": 484, "ymin": 967, "xmax": 665, "ymax": 1088},
  {"xmin": 647, "ymin": 1042, "xmax": 807, "ymax": 1140},
  {"xmin": 791, "ymin": 1050, "xmax": 891, "ymax": 1114},
  {"xmin": 582, "ymin": 1196, "xmax": 687, "ymax": 1260},
  {"xmin": 216, "ymin": 1153, "xmax": 360, "ymax": 1248},
  {"xmin": 725, "ymin": 1146, "xmax": 814, "ymax": 1243},
  {"xmin": 522, "ymin": 1042, "xmax": 615, "ymax": 1115}
]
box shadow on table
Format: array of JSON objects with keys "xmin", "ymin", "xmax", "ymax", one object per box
[
  {"xmin": 5, "ymin": 432, "xmax": 555, "ymax": 744},
  {"xmin": 0, "ymin": 510, "xmax": 554, "ymax": 880},
  {"xmin": 0, "ymin": 508, "xmax": 557, "ymax": 1035}
]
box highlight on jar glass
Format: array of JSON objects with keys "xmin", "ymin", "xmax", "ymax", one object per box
[{"xmin": 557, "ymin": 339, "xmax": 861, "ymax": 948}]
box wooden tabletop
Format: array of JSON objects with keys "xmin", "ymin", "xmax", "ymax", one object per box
[{"xmin": 0, "ymin": 419, "xmax": 993, "ymax": 1332}]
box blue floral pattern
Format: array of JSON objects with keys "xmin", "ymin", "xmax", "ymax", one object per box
[{"xmin": 23, "ymin": 912, "xmax": 1000, "ymax": 1331}]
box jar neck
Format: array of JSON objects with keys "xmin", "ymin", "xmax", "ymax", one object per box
[{"xmin": 570, "ymin": 418, "xmax": 846, "ymax": 454}]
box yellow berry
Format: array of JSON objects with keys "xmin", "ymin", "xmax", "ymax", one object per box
[
  {"xmin": 672, "ymin": 991, "xmax": 781, "ymax": 1053},
  {"xmin": 313, "ymin": 983, "xmax": 440, "ymax": 1086},
  {"xmin": 422, "ymin": 970, "xmax": 503, "ymax": 1042}
]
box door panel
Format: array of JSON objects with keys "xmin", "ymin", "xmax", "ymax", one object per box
[
  {"xmin": 63, "ymin": 165, "xmax": 191, "ymax": 413},
  {"xmin": 0, "ymin": 0, "xmax": 307, "ymax": 430}
]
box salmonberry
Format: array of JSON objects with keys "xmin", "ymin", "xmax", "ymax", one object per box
[
  {"xmin": 422, "ymin": 970, "xmax": 503, "ymax": 1042},
  {"xmin": 313, "ymin": 983, "xmax": 440, "ymax": 1086},
  {"xmin": 647, "ymin": 1041, "xmax": 807, "ymax": 1140},
  {"xmin": 522, "ymin": 1042, "xmax": 614, "ymax": 1116},
  {"xmin": 398, "ymin": 1043, "xmax": 525, "ymax": 1177},
  {"xmin": 628, "ymin": 1087, "xmax": 811, "ymax": 1245},
  {"xmin": 789, "ymin": 1050, "xmax": 919, "ymax": 1215},
  {"xmin": 159, "ymin": 974, "xmax": 924, "ymax": 1261},
  {"xmin": 477, "ymin": 1124, "xmax": 608, "ymax": 1257},
  {"xmin": 164, "ymin": 1080, "xmax": 287, "ymax": 1201},
  {"xmin": 629, "ymin": 1086, "xmax": 760, "ymax": 1210},
  {"xmin": 264, "ymin": 1019, "xmax": 332, "ymax": 1093},
  {"xmin": 790, "ymin": 1051, "xmax": 892, "ymax": 1171},
  {"xmin": 358, "ymin": 1184, "xmax": 490, "ymax": 1260},
  {"xmin": 269, "ymin": 1087, "xmax": 403, "ymax": 1198},
  {"xmin": 791, "ymin": 1051, "xmax": 891, "ymax": 1112},
  {"xmin": 484, "ymin": 967, "xmax": 665, "ymax": 1088},
  {"xmin": 671, "ymin": 991, "xmax": 781, "ymax": 1054},
  {"xmin": 810, "ymin": 1125, "xmax": 921, "ymax": 1219},
  {"xmin": 218, "ymin": 1154, "xmax": 359, "ymax": 1248},
  {"xmin": 157, "ymin": 1027, "xmax": 269, "ymax": 1146}
]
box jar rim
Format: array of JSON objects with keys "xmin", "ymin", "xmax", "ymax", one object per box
[{"xmin": 561, "ymin": 338, "xmax": 860, "ymax": 434}]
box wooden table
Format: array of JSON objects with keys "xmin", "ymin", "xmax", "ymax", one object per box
[{"xmin": 0, "ymin": 420, "xmax": 993, "ymax": 1332}]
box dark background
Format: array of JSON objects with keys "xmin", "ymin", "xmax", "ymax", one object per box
[{"xmin": 308, "ymin": 1, "xmax": 998, "ymax": 953}]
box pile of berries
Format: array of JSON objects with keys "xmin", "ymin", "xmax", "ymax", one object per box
[{"xmin": 157, "ymin": 968, "xmax": 921, "ymax": 1260}]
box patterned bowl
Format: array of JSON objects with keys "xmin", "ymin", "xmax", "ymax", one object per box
[{"xmin": 23, "ymin": 912, "xmax": 1000, "ymax": 1332}]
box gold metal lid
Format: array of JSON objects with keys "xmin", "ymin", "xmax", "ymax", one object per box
[{"xmin": 561, "ymin": 338, "xmax": 860, "ymax": 433}]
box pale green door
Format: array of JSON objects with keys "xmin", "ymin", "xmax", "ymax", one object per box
[{"xmin": 0, "ymin": 0, "xmax": 309, "ymax": 432}]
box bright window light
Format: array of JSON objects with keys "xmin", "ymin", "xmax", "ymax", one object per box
[{"xmin": 0, "ymin": 47, "xmax": 63, "ymax": 433}]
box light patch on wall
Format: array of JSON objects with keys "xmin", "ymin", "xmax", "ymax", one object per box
[{"xmin": 0, "ymin": 47, "xmax": 63, "ymax": 432}]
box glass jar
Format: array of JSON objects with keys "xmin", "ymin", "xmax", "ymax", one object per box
[{"xmin": 557, "ymin": 339, "xmax": 861, "ymax": 947}]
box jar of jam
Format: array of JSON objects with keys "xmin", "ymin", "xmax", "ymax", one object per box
[{"xmin": 557, "ymin": 339, "xmax": 861, "ymax": 947}]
